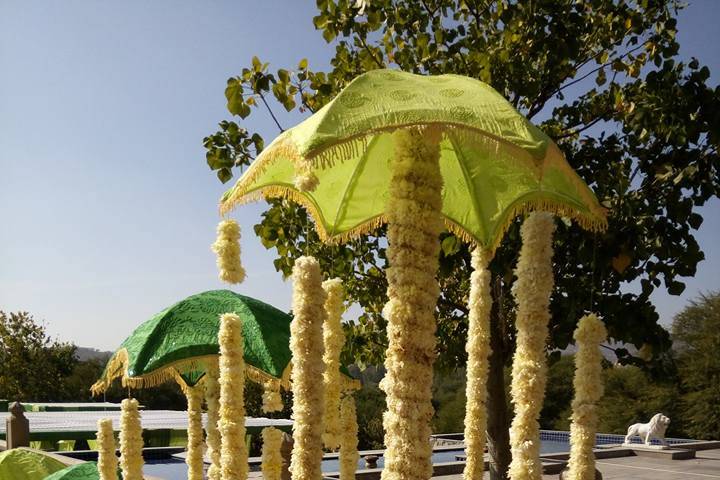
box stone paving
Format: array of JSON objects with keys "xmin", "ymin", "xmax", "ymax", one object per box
[{"xmin": 432, "ymin": 448, "xmax": 720, "ymax": 479}]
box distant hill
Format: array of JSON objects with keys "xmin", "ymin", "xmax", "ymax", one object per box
[{"xmin": 74, "ymin": 347, "xmax": 113, "ymax": 362}]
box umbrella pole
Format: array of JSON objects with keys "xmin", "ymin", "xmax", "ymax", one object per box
[
  {"xmin": 380, "ymin": 126, "xmax": 444, "ymax": 480},
  {"xmin": 218, "ymin": 313, "xmax": 249, "ymax": 480},
  {"xmin": 462, "ymin": 248, "xmax": 493, "ymax": 480},
  {"xmin": 508, "ymin": 212, "xmax": 556, "ymax": 480}
]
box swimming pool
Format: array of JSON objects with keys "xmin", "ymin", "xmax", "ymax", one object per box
[{"xmin": 141, "ymin": 438, "xmax": 575, "ymax": 478}]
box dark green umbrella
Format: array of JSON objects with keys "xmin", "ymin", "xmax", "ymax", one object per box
[{"xmin": 92, "ymin": 290, "xmax": 298, "ymax": 393}]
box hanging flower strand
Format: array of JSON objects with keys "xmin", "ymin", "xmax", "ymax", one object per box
[
  {"xmin": 96, "ymin": 418, "xmax": 118, "ymax": 480},
  {"xmin": 289, "ymin": 256, "xmax": 327, "ymax": 480},
  {"xmin": 262, "ymin": 381, "xmax": 284, "ymax": 413},
  {"xmin": 339, "ymin": 394, "xmax": 360, "ymax": 480},
  {"xmin": 463, "ymin": 247, "xmax": 493, "ymax": 480},
  {"xmin": 261, "ymin": 426, "xmax": 284, "ymax": 480},
  {"xmin": 212, "ymin": 219, "xmax": 246, "ymax": 284},
  {"xmin": 566, "ymin": 314, "xmax": 607, "ymax": 480},
  {"xmin": 508, "ymin": 212, "xmax": 556, "ymax": 480},
  {"xmin": 219, "ymin": 312, "xmax": 249, "ymax": 480},
  {"xmin": 119, "ymin": 398, "xmax": 144, "ymax": 480},
  {"xmin": 322, "ymin": 277, "xmax": 345, "ymax": 451},
  {"xmin": 185, "ymin": 385, "xmax": 204, "ymax": 480},
  {"xmin": 380, "ymin": 126, "xmax": 444, "ymax": 480},
  {"xmin": 204, "ymin": 362, "xmax": 222, "ymax": 480}
]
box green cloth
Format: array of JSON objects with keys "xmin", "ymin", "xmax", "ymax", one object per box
[
  {"xmin": 93, "ymin": 290, "xmax": 293, "ymax": 391},
  {"xmin": 221, "ymin": 69, "xmax": 606, "ymax": 249},
  {"xmin": 43, "ymin": 462, "xmax": 102, "ymax": 480},
  {"xmin": 0, "ymin": 449, "xmax": 66, "ymax": 480}
]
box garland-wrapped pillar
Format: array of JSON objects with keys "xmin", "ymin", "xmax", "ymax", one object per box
[
  {"xmin": 205, "ymin": 362, "xmax": 221, "ymax": 480},
  {"xmin": 322, "ymin": 278, "xmax": 345, "ymax": 451},
  {"xmin": 462, "ymin": 248, "xmax": 493, "ymax": 480},
  {"xmin": 96, "ymin": 418, "xmax": 118, "ymax": 480},
  {"xmin": 212, "ymin": 219, "xmax": 246, "ymax": 284},
  {"xmin": 289, "ymin": 256, "xmax": 327, "ymax": 480},
  {"xmin": 379, "ymin": 126, "xmax": 444, "ymax": 480},
  {"xmin": 508, "ymin": 212, "xmax": 556, "ymax": 480},
  {"xmin": 185, "ymin": 385, "xmax": 204, "ymax": 480},
  {"xmin": 261, "ymin": 426, "xmax": 284, "ymax": 480},
  {"xmin": 566, "ymin": 314, "xmax": 607, "ymax": 480},
  {"xmin": 119, "ymin": 398, "xmax": 144, "ymax": 480},
  {"xmin": 339, "ymin": 395, "xmax": 359, "ymax": 480},
  {"xmin": 219, "ymin": 313, "xmax": 248, "ymax": 480}
]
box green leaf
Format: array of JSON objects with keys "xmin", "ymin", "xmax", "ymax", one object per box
[
  {"xmin": 217, "ymin": 168, "xmax": 232, "ymax": 183},
  {"xmin": 299, "ymin": 58, "xmax": 308, "ymax": 70}
]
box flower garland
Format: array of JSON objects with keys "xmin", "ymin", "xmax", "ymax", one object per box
[
  {"xmin": 205, "ymin": 362, "xmax": 222, "ymax": 480},
  {"xmin": 379, "ymin": 126, "xmax": 444, "ymax": 480},
  {"xmin": 322, "ymin": 277, "xmax": 345, "ymax": 451},
  {"xmin": 261, "ymin": 426, "xmax": 284, "ymax": 480},
  {"xmin": 289, "ymin": 256, "xmax": 327, "ymax": 480},
  {"xmin": 96, "ymin": 418, "xmax": 118, "ymax": 480},
  {"xmin": 219, "ymin": 312, "xmax": 249, "ymax": 480},
  {"xmin": 185, "ymin": 385, "xmax": 204, "ymax": 480},
  {"xmin": 566, "ymin": 314, "xmax": 607, "ymax": 480},
  {"xmin": 463, "ymin": 247, "xmax": 493, "ymax": 480},
  {"xmin": 508, "ymin": 212, "xmax": 556, "ymax": 480},
  {"xmin": 212, "ymin": 219, "xmax": 246, "ymax": 284},
  {"xmin": 119, "ymin": 398, "xmax": 144, "ymax": 480},
  {"xmin": 339, "ymin": 395, "xmax": 360, "ymax": 480},
  {"xmin": 262, "ymin": 381, "xmax": 284, "ymax": 413}
]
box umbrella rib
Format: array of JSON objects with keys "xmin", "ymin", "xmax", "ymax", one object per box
[
  {"xmin": 446, "ymin": 133, "xmax": 488, "ymax": 245},
  {"xmin": 328, "ymin": 135, "xmax": 380, "ymax": 238}
]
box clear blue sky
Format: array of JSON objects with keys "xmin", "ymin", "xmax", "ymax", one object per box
[{"xmin": 1, "ymin": 2, "xmax": 718, "ymax": 351}]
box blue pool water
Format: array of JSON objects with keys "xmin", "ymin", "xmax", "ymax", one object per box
[{"xmin": 142, "ymin": 440, "xmax": 574, "ymax": 478}]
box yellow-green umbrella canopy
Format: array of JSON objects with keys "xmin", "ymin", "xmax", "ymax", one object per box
[{"xmin": 220, "ymin": 69, "xmax": 606, "ymax": 248}]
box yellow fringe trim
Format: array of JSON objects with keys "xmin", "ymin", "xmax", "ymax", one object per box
[
  {"xmin": 219, "ymin": 130, "xmax": 606, "ymax": 254},
  {"xmin": 91, "ymin": 348, "xmax": 359, "ymax": 395}
]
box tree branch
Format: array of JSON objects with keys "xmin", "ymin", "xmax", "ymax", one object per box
[{"xmin": 258, "ymin": 92, "xmax": 284, "ymax": 132}]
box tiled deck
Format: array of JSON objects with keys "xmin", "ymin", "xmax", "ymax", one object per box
[{"xmin": 432, "ymin": 448, "xmax": 720, "ymax": 479}]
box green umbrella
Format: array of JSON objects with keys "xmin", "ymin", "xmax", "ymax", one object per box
[
  {"xmin": 91, "ymin": 289, "xmax": 355, "ymax": 394},
  {"xmin": 220, "ymin": 68, "xmax": 606, "ymax": 249},
  {"xmin": 43, "ymin": 462, "xmax": 114, "ymax": 480},
  {"xmin": 0, "ymin": 449, "xmax": 66, "ymax": 480}
]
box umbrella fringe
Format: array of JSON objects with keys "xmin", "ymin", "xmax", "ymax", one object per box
[{"xmin": 91, "ymin": 349, "xmax": 359, "ymax": 395}]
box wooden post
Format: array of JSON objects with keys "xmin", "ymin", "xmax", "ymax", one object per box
[
  {"xmin": 6, "ymin": 402, "xmax": 29, "ymax": 448},
  {"xmin": 280, "ymin": 432, "xmax": 293, "ymax": 480}
]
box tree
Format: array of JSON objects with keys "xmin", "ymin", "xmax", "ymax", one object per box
[
  {"xmin": 672, "ymin": 292, "xmax": 720, "ymax": 440},
  {"xmin": 0, "ymin": 311, "xmax": 77, "ymax": 401},
  {"xmin": 204, "ymin": 1, "xmax": 720, "ymax": 477}
]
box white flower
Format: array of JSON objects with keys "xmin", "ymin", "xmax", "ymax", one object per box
[{"xmin": 119, "ymin": 398, "xmax": 144, "ymax": 480}]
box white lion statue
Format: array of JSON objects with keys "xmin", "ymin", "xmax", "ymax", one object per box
[{"xmin": 624, "ymin": 413, "xmax": 671, "ymax": 446}]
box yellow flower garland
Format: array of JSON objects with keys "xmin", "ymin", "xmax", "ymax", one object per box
[
  {"xmin": 339, "ymin": 395, "xmax": 360, "ymax": 480},
  {"xmin": 261, "ymin": 427, "xmax": 284, "ymax": 480},
  {"xmin": 262, "ymin": 381, "xmax": 284, "ymax": 413},
  {"xmin": 322, "ymin": 278, "xmax": 345, "ymax": 451},
  {"xmin": 380, "ymin": 126, "xmax": 444, "ymax": 480},
  {"xmin": 212, "ymin": 219, "xmax": 246, "ymax": 284},
  {"xmin": 185, "ymin": 385, "xmax": 204, "ymax": 480},
  {"xmin": 219, "ymin": 313, "xmax": 249, "ymax": 480},
  {"xmin": 119, "ymin": 398, "xmax": 144, "ymax": 480},
  {"xmin": 463, "ymin": 247, "xmax": 493, "ymax": 480},
  {"xmin": 205, "ymin": 362, "xmax": 222, "ymax": 480},
  {"xmin": 566, "ymin": 314, "xmax": 607, "ymax": 480},
  {"xmin": 96, "ymin": 418, "xmax": 118, "ymax": 480},
  {"xmin": 508, "ymin": 212, "xmax": 556, "ymax": 480},
  {"xmin": 289, "ymin": 256, "xmax": 327, "ymax": 480}
]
